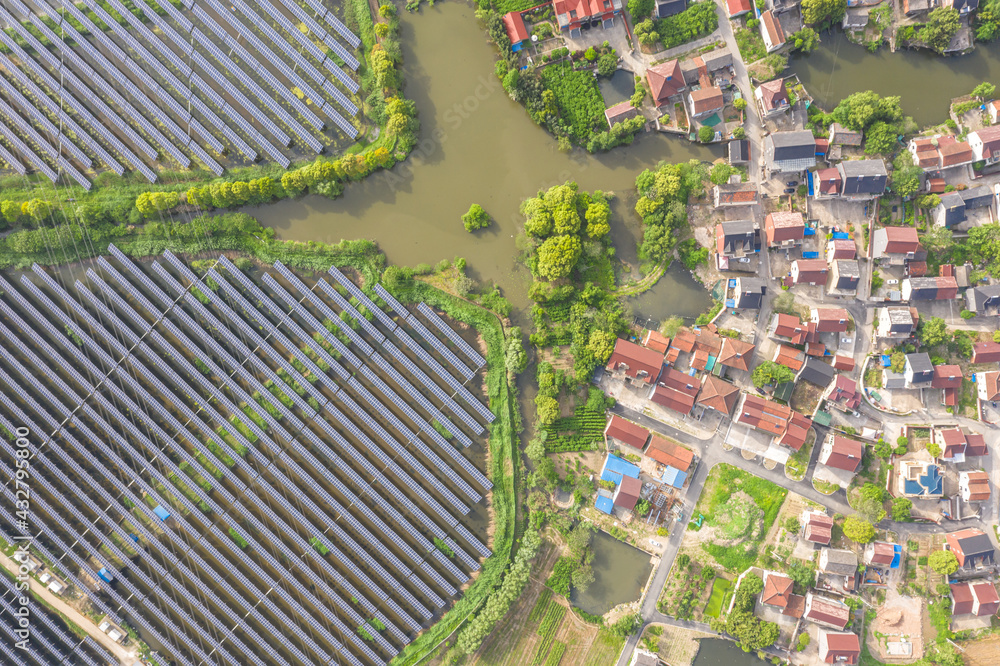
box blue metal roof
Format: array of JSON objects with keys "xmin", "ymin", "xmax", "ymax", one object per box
[
  {"xmin": 890, "ymin": 544, "xmax": 902, "ymax": 569},
  {"xmin": 153, "ymin": 505, "xmax": 171, "ymax": 521},
  {"xmin": 804, "ymin": 227, "xmax": 817, "ymax": 236},
  {"xmin": 832, "ymin": 232, "xmax": 850, "ymax": 239},
  {"xmin": 905, "ymin": 465, "xmax": 942, "ymax": 496},
  {"xmin": 661, "ymin": 466, "xmax": 688, "ymax": 489},
  {"xmin": 881, "ymin": 354, "xmax": 891, "ymax": 367},
  {"xmin": 601, "ymin": 454, "xmax": 641, "ymax": 484},
  {"xmin": 595, "ymin": 496, "xmax": 614, "ymax": 514}
]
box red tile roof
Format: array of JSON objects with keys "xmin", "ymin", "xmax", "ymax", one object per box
[
  {"xmin": 671, "ymin": 329, "xmax": 696, "ymax": 353},
  {"xmin": 792, "ymin": 259, "xmax": 828, "ymax": 284},
  {"xmin": 737, "ymin": 395, "xmax": 812, "ymax": 450},
  {"xmin": 772, "ymin": 313, "xmax": 806, "ymax": 340},
  {"xmin": 931, "ymin": 365, "xmax": 963, "ymax": 389},
  {"xmin": 814, "ymin": 308, "xmax": 850, "ymax": 333},
  {"xmin": 945, "ymin": 528, "xmax": 993, "ymax": 568},
  {"xmin": 972, "ymin": 581, "xmax": 1000, "ymax": 616},
  {"xmin": 828, "ymin": 238, "xmax": 855, "ymax": 259},
  {"xmin": 972, "ymin": 341, "xmax": 1000, "ymax": 363},
  {"xmin": 966, "ymin": 432, "xmax": 988, "ymax": 457},
  {"xmin": 697, "ymin": 375, "xmax": 741, "ymax": 414},
  {"xmin": 952, "ymin": 582, "xmax": 975, "ymax": 615},
  {"xmin": 765, "ymin": 211, "xmax": 805, "ymax": 245},
  {"xmin": 832, "ymin": 355, "xmax": 855, "ymax": 371},
  {"xmin": 606, "ymin": 338, "xmax": 663, "ymax": 382},
  {"xmin": 757, "ymin": 78, "xmax": 789, "ymax": 112},
  {"xmin": 726, "ymin": 0, "xmax": 752, "ymax": 15},
  {"xmin": 718, "ymin": 338, "xmax": 755, "ymax": 372},
  {"xmin": 761, "ymin": 10, "xmax": 785, "ymax": 47},
  {"xmin": 820, "ymin": 631, "xmax": 860, "ymax": 664},
  {"xmin": 501, "ymin": 11, "xmax": 530, "ymax": 44},
  {"xmin": 605, "ymin": 100, "xmax": 640, "ymax": 126},
  {"xmin": 907, "ymin": 261, "xmax": 928, "ymax": 277},
  {"xmin": 805, "ymin": 342, "xmax": 827, "ymax": 357},
  {"xmin": 880, "ymin": 226, "xmax": 920, "ymax": 254},
  {"xmin": 868, "ymin": 542, "xmax": 896, "ymax": 567},
  {"xmin": 964, "ymin": 471, "xmax": 990, "ymax": 502},
  {"xmin": 604, "ymin": 415, "xmax": 650, "ymax": 450},
  {"xmin": 911, "ymin": 137, "xmax": 939, "ymax": 167},
  {"xmin": 823, "ymin": 436, "xmax": 863, "ymax": 472},
  {"xmin": 647, "ymin": 60, "xmax": 684, "ymax": 106},
  {"xmin": 646, "ymin": 434, "xmax": 695, "ymax": 471},
  {"xmin": 691, "ymin": 87, "xmax": 724, "ymax": 115},
  {"xmin": 651, "ymin": 368, "xmax": 702, "ymax": 414},
  {"xmin": 805, "ymin": 512, "xmax": 834, "ymax": 544},
  {"xmin": 806, "ymin": 596, "xmax": 850, "ymax": 630},
  {"xmin": 938, "ymin": 136, "xmax": 973, "ymax": 166},
  {"xmin": 774, "ymin": 344, "xmax": 805, "ymax": 371},
  {"xmin": 928, "ymin": 177, "xmax": 947, "ymax": 193},
  {"xmin": 614, "ymin": 475, "xmax": 642, "ymax": 511},
  {"xmin": 642, "ymin": 330, "xmax": 671, "ymax": 354},
  {"xmin": 974, "ymin": 125, "xmax": 1000, "ymax": 158},
  {"xmin": 979, "ymin": 371, "xmax": 1000, "ymax": 401},
  {"xmin": 762, "ymin": 573, "xmax": 793, "ymax": 607}
]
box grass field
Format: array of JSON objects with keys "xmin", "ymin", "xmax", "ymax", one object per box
[{"xmin": 703, "ymin": 578, "xmax": 732, "ymax": 618}]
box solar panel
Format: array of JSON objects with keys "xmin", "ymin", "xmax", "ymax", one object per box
[
  {"xmin": 406, "ymin": 313, "xmax": 475, "ymax": 380},
  {"xmin": 418, "ymin": 301, "xmax": 487, "ymax": 367}
]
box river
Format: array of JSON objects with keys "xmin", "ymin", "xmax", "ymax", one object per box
[
  {"xmin": 250, "ymin": 2, "xmax": 719, "ymax": 321},
  {"xmin": 791, "ymin": 30, "xmax": 1000, "ymax": 127}
]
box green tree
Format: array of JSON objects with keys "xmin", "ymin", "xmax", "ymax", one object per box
[
  {"xmin": 22, "ymin": 198, "xmax": 50, "ymax": 223},
  {"xmin": 973, "ymin": 81, "xmax": 997, "ymax": 100},
  {"xmin": 627, "ymin": 0, "xmax": 655, "ymax": 18},
  {"xmin": 789, "ymin": 27, "xmax": 819, "ymax": 52},
  {"xmin": 891, "ymin": 497, "xmax": 912, "ymax": 521},
  {"xmin": 890, "ymin": 151, "xmax": 922, "ymax": 198},
  {"xmin": 751, "ymin": 360, "xmax": 796, "ymax": 388},
  {"xmin": 786, "ymin": 560, "xmax": 816, "ymax": 592},
  {"xmin": 584, "ymin": 201, "xmax": 611, "ymax": 238},
  {"xmin": 504, "ymin": 327, "xmax": 528, "ymax": 378},
  {"xmin": 381, "ymin": 265, "xmax": 411, "ymax": 291},
  {"xmin": 598, "ymin": 53, "xmax": 618, "ymax": 77},
  {"xmin": 864, "ymin": 121, "xmax": 898, "ymax": 154},
  {"xmin": 928, "ymin": 549, "xmax": 959, "ymax": 576},
  {"xmin": 921, "ymin": 225, "xmax": 953, "ymax": 254},
  {"xmin": 732, "ymin": 126, "xmax": 746, "ymax": 139},
  {"xmin": 832, "ymin": 90, "xmax": 903, "ymax": 132},
  {"xmin": 587, "ymin": 329, "xmax": 616, "ymax": 364},
  {"xmin": 919, "ymin": 316, "xmax": 949, "ymax": 347},
  {"xmin": 698, "ymin": 125, "xmax": 715, "ymax": 143},
  {"xmin": 801, "ymin": 0, "xmax": 846, "ymax": 26},
  {"xmin": 572, "ymin": 564, "xmax": 595, "ymax": 592},
  {"xmin": 536, "ymin": 234, "xmax": 582, "ymax": 280},
  {"xmin": 733, "ymin": 98, "xmax": 747, "ymax": 111},
  {"xmin": 710, "ymin": 163, "xmax": 735, "ymax": 185},
  {"xmin": 1, "ymin": 200, "xmax": 21, "ymax": 225},
  {"xmin": 843, "ymin": 515, "xmax": 876, "ymax": 544},
  {"xmin": 874, "ymin": 439, "xmax": 892, "ymax": 458},
  {"xmin": 536, "ymin": 395, "xmax": 560, "ymax": 424},
  {"xmin": 462, "ymin": 203, "xmax": 491, "ymax": 232},
  {"xmin": 919, "ymin": 7, "xmax": 961, "ymax": 53}
]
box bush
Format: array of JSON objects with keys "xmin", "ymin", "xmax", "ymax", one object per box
[
  {"xmin": 698, "ymin": 125, "xmax": 715, "ymax": 143},
  {"xmin": 929, "ymin": 550, "xmax": 959, "ymax": 575},
  {"xmin": 462, "ymin": 203, "xmax": 492, "ymax": 232}
]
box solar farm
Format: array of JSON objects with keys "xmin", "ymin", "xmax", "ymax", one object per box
[
  {"xmin": 0, "ymin": 0, "xmax": 364, "ymax": 188},
  {"xmin": 0, "ymin": 249, "xmax": 495, "ymax": 665}
]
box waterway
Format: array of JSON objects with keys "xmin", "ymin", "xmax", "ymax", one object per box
[
  {"xmin": 791, "ymin": 30, "xmax": 1000, "ymax": 128},
  {"xmin": 250, "ymin": 2, "xmax": 719, "ymax": 321},
  {"xmin": 569, "ymin": 530, "xmax": 653, "ymax": 616},
  {"xmin": 692, "ymin": 639, "xmax": 769, "ymax": 666}
]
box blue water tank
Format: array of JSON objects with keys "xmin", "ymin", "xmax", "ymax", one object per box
[{"xmin": 153, "ymin": 505, "xmax": 171, "ymax": 521}]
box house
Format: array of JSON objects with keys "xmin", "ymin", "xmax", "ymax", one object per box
[
  {"xmin": 865, "ymin": 542, "xmax": 900, "ymax": 568},
  {"xmin": 951, "ymin": 581, "xmax": 1000, "ymax": 619},
  {"xmin": 643, "ymin": 330, "xmax": 671, "ymax": 354},
  {"xmin": 938, "ymin": 136, "xmax": 974, "ymax": 169},
  {"xmin": 646, "ymin": 59, "xmax": 685, "ymax": 107},
  {"xmin": 697, "ymin": 375, "xmax": 740, "ymax": 415},
  {"xmin": 973, "ymin": 341, "xmax": 1000, "ymax": 363},
  {"xmin": 872, "ymin": 227, "xmax": 920, "ymax": 263},
  {"xmin": 935, "ymin": 192, "xmax": 967, "ymax": 228},
  {"xmin": 774, "ymin": 344, "xmax": 805, "ymax": 371},
  {"xmin": 726, "ymin": 0, "xmax": 752, "ymax": 17},
  {"xmin": 760, "ymin": 10, "xmax": 786, "ymax": 52},
  {"xmin": 734, "ymin": 277, "xmax": 766, "ymax": 309},
  {"xmin": 650, "ymin": 367, "xmax": 702, "ymax": 414},
  {"xmin": 933, "ymin": 365, "xmax": 963, "ymax": 407},
  {"xmin": 791, "ymin": 259, "xmax": 829, "ymax": 285},
  {"xmin": 962, "ymin": 185, "xmax": 994, "ymax": 211},
  {"xmin": 927, "ymin": 176, "xmax": 947, "ymax": 193},
  {"xmin": 613, "ymin": 475, "xmax": 642, "ymax": 511},
  {"xmin": 716, "ymin": 220, "xmax": 757, "ymax": 257},
  {"xmin": 908, "ymin": 135, "xmax": 974, "ymax": 170},
  {"xmin": 729, "ymin": 139, "xmax": 750, "ymax": 165},
  {"xmin": 764, "ymin": 211, "xmax": 805, "ymax": 247},
  {"xmin": 934, "ymin": 426, "xmax": 988, "ymax": 460},
  {"xmin": 798, "ymin": 357, "xmax": 836, "ymax": 387},
  {"xmin": 876, "ymin": 307, "xmax": 918, "ymax": 339},
  {"xmin": 604, "ymin": 414, "xmax": 650, "ymax": 450},
  {"xmin": 605, "ymin": 101, "xmax": 640, "ymax": 129},
  {"xmin": 735, "ymin": 394, "xmax": 812, "ymax": 451},
  {"xmin": 903, "ymin": 276, "xmax": 959, "ymax": 301},
  {"xmin": 646, "ymin": 434, "xmax": 694, "ymax": 472},
  {"xmin": 37, "ymin": 571, "xmax": 65, "ymax": 595},
  {"xmin": 945, "ymin": 528, "xmax": 995, "ymax": 569},
  {"xmin": 553, "ymin": 0, "xmax": 623, "ymax": 36},
  {"xmin": 606, "ymin": 338, "xmax": 663, "ymax": 385},
  {"xmin": 655, "ymin": 0, "xmax": 686, "ymax": 17},
  {"xmin": 819, "ymin": 548, "xmax": 859, "ymax": 576},
  {"xmin": 812, "ymin": 307, "xmax": 850, "ymax": 333},
  {"xmin": 832, "ymin": 355, "xmax": 855, "ymax": 372},
  {"xmin": 689, "ymin": 87, "xmax": 724, "ymax": 118},
  {"xmin": 755, "ymin": 79, "xmax": 790, "ymax": 116},
  {"xmin": 826, "ymin": 375, "xmax": 861, "ymax": 412},
  {"xmin": 904, "ymin": 352, "xmax": 934, "ymax": 386},
  {"xmin": 601, "ymin": 454, "xmax": 641, "ymax": 483},
  {"xmin": 976, "ymin": 370, "xmax": 1000, "ymax": 401},
  {"xmin": 803, "ymin": 511, "xmax": 834, "ymax": 545},
  {"xmin": 966, "ymin": 284, "xmax": 1000, "ymax": 314},
  {"xmin": 942, "ymin": 0, "xmax": 980, "ymax": 15},
  {"xmin": 819, "ymin": 631, "xmax": 861, "ymax": 665},
  {"xmin": 769, "ymin": 313, "xmax": 815, "ymax": 345},
  {"xmin": 761, "ymin": 571, "xmax": 806, "ymax": 617},
  {"xmin": 909, "ymin": 137, "xmax": 941, "ymax": 168},
  {"xmin": 830, "ymin": 260, "xmax": 860, "ymax": 294},
  {"xmin": 960, "ymin": 471, "xmax": 991, "ymax": 503},
  {"xmin": 502, "ymin": 11, "xmax": 530, "ymax": 48},
  {"xmin": 819, "ymin": 434, "xmax": 864, "ymax": 474},
  {"xmin": 827, "ymin": 238, "xmax": 856, "ymax": 261},
  {"xmin": 804, "ymin": 594, "xmax": 851, "ymax": 630},
  {"xmin": 969, "ymin": 125, "xmax": 1000, "ymax": 163},
  {"xmin": 718, "ymin": 338, "xmax": 755, "ymax": 373},
  {"xmin": 629, "ymin": 649, "xmax": 661, "ymax": 666},
  {"xmin": 903, "ymin": 0, "xmax": 932, "ymax": 13},
  {"xmin": 814, "ymin": 167, "xmax": 842, "ymax": 198},
  {"xmin": 837, "ymin": 159, "xmax": 888, "ymax": 198},
  {"xmin": 713, "ymin": 182, "xmax": 759, "ymax": 207},
  {"xmin": 991, "ymin": 99, "xmax": 1000, "ymax": 124},
  {"xmin": 897, "ymin": 459, "xmax": 943, "ymax": 497},
  {"xmin": 765, "ymin": 130, "xmax": 816, "ymax": 173},
  {"xmin": 829, "ymin": 123, "xmax": 863, "ymax": 147}
]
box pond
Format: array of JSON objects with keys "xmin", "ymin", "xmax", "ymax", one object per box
[
  {"xmin": 626, "ymin": 263, "xmax": 714, "ymax": 328},
  {"xmin": 790, "ymin": 30, "xmax": 1000, "ymax": 127},
  {"xmin": 249, "ymin": 2, "xmax": 721, "ymax": 323},
  {"xmin": 598, "ymin": 69, "xmax": 637, "ymax": 107},
  {"xmin": 569, "ymin": 530, "xmax": 652, "ymax": 616},
  {"xmin": 692, "ymin": 639, "xmax": 769, "ymax": 666}
]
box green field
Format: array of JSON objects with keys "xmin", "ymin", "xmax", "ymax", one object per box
[{"xmin": 704, "ymin": 577, "xmax": 732, "ymax": 618}]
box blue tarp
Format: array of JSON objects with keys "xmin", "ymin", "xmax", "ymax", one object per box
[
  {"xmin": 832, "ymin": 231, "xmax": 850, "ymax": 239},
  {"xmin": 729, "ymin": 279, "xmax": 737, "ymax": 288},
  {"xmin": 661, "ymin": 466, "xmax": 688, "ymax": 489},
  {"xmin": 881, "ymin": 355, "xmax": 891, "ymax": 367},
  {"xmin": 807, "ymin": 170, "xmax": 814, "ymax": 197},
  {"xmin": 725, "ymin": 298, "xmax": 736, "ymax": 308},
  {"xmin": 890, "ymin": 544, "xmax": 902, "ymax": 569},
  {"xmin": 803, "ymin": 227, "xmax": 817, "ymax": 236},
  {"xmin": 512, "ymin": 42, "xmax": 523, "ymax": 52},
  {"xmin": 803, "ymin": 251, "xmax": 819, "ymax": 259},
  {"xmin": 595, "ymin": 496, "xmax": 614, "ymax": 514},
  {"xmin": 98, "ymin": 567, "xmax": 114, "ymax": 583},
  {"xmin": 153, "ymin": 505, "xmax": 171, "ymax": 521},
  {"xmin": 600, "ymin": 454, "xmax": 640, "ymax": 484}
]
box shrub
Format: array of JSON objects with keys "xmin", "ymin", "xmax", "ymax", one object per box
[{"xmin": 462, "ymin": 203, "xmax": 492, "ymax": 232}]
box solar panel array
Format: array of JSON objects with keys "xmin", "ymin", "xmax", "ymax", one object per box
[
  {"xmin": 0, "ymin": 248, "xmax": 498, "ymax": 666},
  {"xmin": 0, "ymin": 0, "xmax": 361, "ymax": 183}
]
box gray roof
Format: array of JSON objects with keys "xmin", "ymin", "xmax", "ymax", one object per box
[
  {"xmin": 905, "ymin": 352, "xmax": 934, "ymax": 375},
  {"xmin": 729, "ymin": 139, "xmax": 750, "ymax": 164},
  {"xmin": 821, "ymin": 548, "xmax": 859, "ymax": 575},
  {"xmin": 961, "ymin": 186, "xmax": 993, "ymax": 209},
  {"xmin": 966, "ymin": 284, "xmax": 1000, "ymax": 312},
  {"xmin": 702, "ymin": 49, "xmax": 733, "ymax": 71},
  {"xmin": 769, "ymin": 130, "xmax": 816, "ymax": 161},
  {"xmin": 938, "ymin": 193, "xmax": 967, "ymax": 228},
  {"xmin": 829, "ymin": 123, "xmax": 863, "ymax": 146},
  {"xmin": 798, "ymin": 357, "xmax": 836, "ymax": 387},
  {"xmin": 837, "ymin": 160, "xmax": 888, "ymax": 195},
  {"xmin": 884, "ymin": 307, "xmax": 915, "ymax": 332},
  {"xmin": 736, "ymin": 277, "xmax": 766, "ymax": 309},
  {"xmin": 834, "ymin": 260, "xmax": 860, "ymax": 278},
  {"xmin": 720, "ymin": 220, "xmax": 755, "ymax": 254},
  {"xmin": 883, "ymin": 369, "xmax": 906, "ymax": 389}
]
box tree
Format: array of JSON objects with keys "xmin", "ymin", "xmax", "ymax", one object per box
[
  {"xmin": 698, "ymin": 125, "xmax": 715, "ymax": 143},
  {"xmin": 1, "ymin": 200, "xmax": 20, "ymax": 225},
  {"xmin": 677, "ymin": 553, "xmax": 690, "ymax": 568},
  {"xmin": 710, "ymin": 163, "xmax": 735, "ymax": 185},
  {"xmin": 786, "ymin": 560, "xmax": 816, "ymax": 592},
  {"xmin": 874, "ymin": 439, "xmax": 893, "ymax": 459},
  {"xmin": 973, "ymin": 82, "xmax": 997, "ymax": 100},
  {"xmin": 584, "ymin": 201, "xmax": 611, "ymax": 238},
  {"xmin": 801, "ymin": 0, "xmax": 846, "ymax": 26},
  {"xmin": 536, "ymin": 234, "xmax": 582, "ymax": 280},
  {"xmin": 919, "ymin": 7, "xmax": 961, "ymax": 53},
  {"xmin": 843, "ymin": 515, "xmax": 876, "ymax": 544},
  {"xmin": 525, "ymin": 437, "xmax": 546, "ymax": 462},
  {"xmin": 627, "ymin": 0, "xmax": 655, "ymax": 19},
  {"xmin": 919, "ymin": 316, "xmax": 949, "ymax": 347},
  {"xmin": 929, "ymin": 550, "xmax": 959, "ymax": 576},
  {"xmin": 891, "ymin": 497, "xmax": 913, "ymax": 521},
  {"xmin": 536, "ymin": 395, "xmax": 560, "ymax": 424},
  {"xmin": 572, "ymin": 564, "xmax": 595, "ymax": 592},
  {"xmin": 927, "ymin": 440, "xmax": 942, "ymax": 458},
  {"xmin": 598, "ymin": 53, "xmax": 618, "ymax": 77},
  {"xmin": 462, "ymin": 203, "xmax": 491, "ymax": 232},
  {"xmin": 864, "ymin": 121, "xmax": 898, "ymax": 154},
  {"xmin": 832, "ymin": 90, "xmax": 903, "ymax": 132},
  {"xmin": 660, "ymin": 316, "xmax": 683, "ymax": 338},
  {"xmin": 22, "ymin": 198, "xmax": 50, "ymax": 223},
  {"xmin": 733, "ymin": 126, "xmax": 747, "ymax": 140},
  {"xmin": 789, "ymin": 27, "xmax": 820, "ymax": 52},
  {"xmin": 752, "ymin": 360, "xmax": 796, "ymax": 388},
  {"xmin": 635, "ymin": 498, "xmax": 652, "ymax": 516},
  {"xmin": 504, "ymin": 327, "xmax": 528, "ymax": 378},
  {"xmin": 921, "ymin": 225, "xmax": 953, "ymax": 254},
  {"xmin": 733, "ymin": 98, "xmax": 747, "ymax": 112},
  {"xmin": 890, "ymin": 151, "xmax": 922, "ymax": 198}
]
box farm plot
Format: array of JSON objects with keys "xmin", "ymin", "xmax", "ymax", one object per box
[{"xmin": 0, "ymin": 248, "xmax": 497, "ymax": 666}]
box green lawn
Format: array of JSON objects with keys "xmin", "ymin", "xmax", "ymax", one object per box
[{"xmin": 704, "ymin": 578, "xmax": 732, "ymax": 618}]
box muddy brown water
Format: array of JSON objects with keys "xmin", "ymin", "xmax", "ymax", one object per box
[{"xmin": 569, "ymin": 530, "xmax": 652, "ymax": 616}]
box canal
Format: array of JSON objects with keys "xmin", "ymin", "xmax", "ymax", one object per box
[
  {"xmin": 791, "ymin": 30, "xmax": 1000, "ymax": 128},
  {"xmin": 250, "ymin": 2, "xmax": 720, "ymax": 321}
]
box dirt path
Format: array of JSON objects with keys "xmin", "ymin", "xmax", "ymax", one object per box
[{"xmin": 0, "ymin": 550, "xmax": 139, "ymax": 665}]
